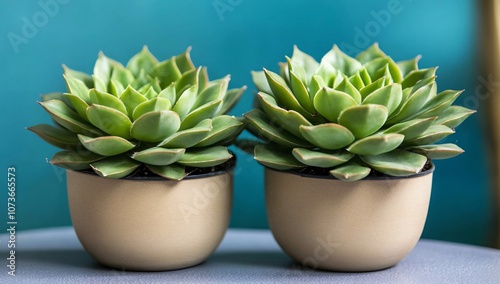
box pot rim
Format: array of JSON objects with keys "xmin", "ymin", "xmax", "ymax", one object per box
[
  {"xmin": 70, "ymin": 155, "xmax": 237, "ymax": 181},
  {"xmin": 265, "ymin": 160, "xmax": 435, "ymax": 181}
]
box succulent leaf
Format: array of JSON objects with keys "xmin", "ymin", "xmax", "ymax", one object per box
[
  {"xmin": 51, "ymin": 150, "xmax": 103, "ymax": 170},
  {"xmin": 361, "ymin": 150, "xmax": 427, "ymax": 176},
  {"xmin": 126, "ymin": 46, "xmax": 158, "ymax": 77},
  {"xmin": 179, "ymin": 100, "xmax": 222, "ymax": 130},
  {"xmin": 28, "ymin": 124, "xmax": 80, "ymax": 150},
  {"xmin": 362, "ymin": 83, "xmax": 402, "ymax": 115},
  {"xmin": 89, "ymin": 89, "xmax": 128, "ymax": 115},
  {"xmin": 64, "ymin": 76, "xmax": 90, "ymax": 103},
  {"xmin": 401, "ymin": 67, "xmax": 437, "ymax": 89},
  {"xmin": 64, "ymin": 94, "xmax": 90, "ymax": 121},
  {"xmin": 159, "ymin": 119, "xmax": 212, "ymax": 148},
  {"xmin": 347, "ymin": 134, "xmax": 405, "ymax": 155},
  {"xmin": 245, "ymin": 109, "xmax": 311, "ymax": 148},
  {"xmin": 433, "ymin": 106, "xmax": 476, "ymax": 129},
  {"xmin": 86, "ymin": 104, "xmax": 132, "ymax": 139},
  {"xmin": 254, "ymin": 144, "xmax": 303, "ymax": 170},
  {"xmin": 196, "ymin": 116, "xmax": 244, "ymax": 147},
  {"xmin": 338, "ymin": 104, "xmax": 388, "ymax": 139},
  {"xmin": 39, "ymin": 100, "xmax": 102, "ymax": 136},
  {"xmin": 383, "ymin": 117, "xmax": 436, "ymax": 141},
  {"xmin": 407, "ymin": 143, "xmax": 464, "ymax": 159},
  {"xmin": 334, "ymin": 76, "xmax": 362, "ymax": 104},
  {"xmin": 63, "ymin": 65, "xmax": 93, "ymax": 87},
  {"xmin": 173, "ymin": 85, "xmax": 198, "ymax": 120},
  {"xmin": 78, "ymin": 134, "xmax": 136, "ymax": 156},
  {"xmin": 403, "ymin": 125, "xmax": 455, "ymax": 146},
  {"xmin": 292, "ymin": 148, "xmax": 354, "ymax": 168},
  {"xmin": 177, "ymin": 146, "xmax": 232, "ymax": 167},
  {"xmin": 131, "ymin": 147, "xmax": 185, "ymax": 166},
  {"xmin": 299, "ymin": 123, "xmax": 355, "ymax": 150},
  {"xmin": 330, "ymin": 163, "xmax": 371, "ymax": 181},
  {"xmin": 314, "ymin": 87, "xmax": 358, "ymax": 123},
  {"xmin": 132, "ymin": 97, "xmax": 172, "ymax": 121},
  {"xmin": 322, "ymin": 45, "xmax": 362, "ymax": 76},
  {"xmin": 396, "ymin": 56, "xmax": 421, "ymax": 77},
  {"xmin": 217, "ymin": 85, "xmax": 247, "ymax": 116},
  {"xmin": 147, "ymin": 164, "xmax": 186, "ymax": 180},
  {"xmin": 130, "ymin": 110, "xmax": 181, "ymax": 142},
  {"xmin": 90, "ymin": 156, "xmax": 141, "ymax": 179}
]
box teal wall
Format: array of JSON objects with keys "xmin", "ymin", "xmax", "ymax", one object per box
[{"xmin": 1, "ymin": 0, "xmax": 494, "ymax": 246}]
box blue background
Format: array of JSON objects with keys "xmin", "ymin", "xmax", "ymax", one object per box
[{"xmin": 0, "ymin": 0, "xmax": 494, "ymax": 246}]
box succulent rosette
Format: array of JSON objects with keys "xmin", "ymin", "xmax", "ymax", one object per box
[
  {"xmin": 242, "ymin": 43, "xmax": 475, "ymax": 181},
  {"xmin": 29, "ymin": 47, "xmax": 246, "ymax": 180}
]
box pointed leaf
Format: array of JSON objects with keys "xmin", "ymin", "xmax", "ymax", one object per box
[
  {"xmin": 51, "ymin": 150, "xmax": 103, "ymax": 170},
  {"xmin": 289, "ymin": 69, "xmax": 315, "ymax": 113},
  {"xmin": 196, "ymin": 115, "xmax": 244, "ymax": 147},
  {"xmin": 177, "ymin": 146, "xmax": 232, "ymax": 167},
  {"xmin": 41, "ymin": 92, "xmax": 72, "ymax": 106},
  {"xmin": 64, "ymin": 76, "xmax": 90, "ymax": 103},
  {"xmin": 109, "ymin": 79, "xmax": 125, "ymax": 97},
  {"xmin": 434, "ymin": 106, "xmax": 476, "ymax": 129},
  {"xmin": 111, "ymin": 64, "xmax": 135, "ymax": 87},
  {"xmin": 153, "ymin": 56, "xmax": 182, "ymax": 88},
  {"xmin": 397, "ymin": 56, "xmax": 421, "ymax": 77},
  {"xmin": 359, "ymin": 77, "xmax": 385, "ymax": 99},
  {"xmin": 251, "ymin": 70, "xmax": 273, "ymax": 95},
  {"xmin": 263, "ymin": 68, "xmax": 306, "ymax": 114},
  {"xmin": 314, "ymin": 87, "xmax": 358, "ymax": 123},
  {"xmin": 387, "ymin": 82, "xmax": 436, "ymax": 124},
  {"xmin": 120, "ymin": 85, "xmax": 148, "ymax": 115},
  {"xmin": 356, "ymin": 43, "xmax": 386, "ymax": 64},
  {"xmin": 63, "ymin": 65, "xmax": 93, "ymax": 87},
  {"xmin": 131, "ymin": 110, "xmax": 181, "ymax": 142},
  {"xmin": 348, "ymin": 72, "xmax": 365, "ymax": 90},
  {"xmin": 132, "ymin": 97, "xmax": 172, "ymax": 121},
  {"xmin": 147, "ymin": 164, "xmax": 186, "ymax": 180},
  {"xmin": 245, "ymin": 109, "xmax": 311, "ymax": 148},
  {"xmin": 330, "ymin": 163, "xmax": 371, "ymax": 181},
  {"xmin": 126, "ymin": 46, "xmax": 158, "ymax": 77},
  {"xmin": 407, "ymin": 143, "xmax": 464, "ymax": 160},
  {"xmin": 131, "ymin": 147, "xmax": 185, "ymax": 166},
  {"xmin": 334, "ymin": 76, "xmax": 362, "ymax": 104},
  {"xmin": 299, "ymin": 123, "xmax": 355, "ymax": 150},
  {"xmin": 347, "ymin": 134, "xmax": 404, "ymax": 155},
  {"xmin": 404, "ymin": 125, "xmax": 455, "ymax": 146},
  {"xmin": 65, "ymin": 94, "xmax": 90, "ymax": 121},
  {"xmin": 338, "ymin": 104, "xmax": 388, "ymax": 139},
  {"xmin": 361, "ymin": 150, "xmax": 428, "ymax": 176},
  {"xmin": 158, "ymin": 83, "xmax": 177, "ymax": 105},
  {"xmin": 175, "ymin": 47, "xmax": 196, "ymax": 73},
  {"xmin": 39, "ymin": 100, "xmax": 101, "ymax": 136},
  {"xmin": 254, "ymin": 144, "xmax": 303, "ymax": 170},
  {"xmin": 173, "ymin": 85, "xmax": 198, "ymax": 120},
  {"xmin": 416, "ymin": 89, "xmax": 464, "ymax": 118},
  {"xmin": 93, "ymin": 52, "xmax": 114, "ymax": 86},
  {"xmin": 159, "ymin": 119, "xmax": 212, "ymax": 148},
  {"xmin": 362, "ymin": 83, "xmax": 402, "ymax": 115},
  {"xmin": 87, "ymin": 105, "xmax": 132, "ymax": 139},
  {"xmin": 179, "ymin": 100, "xmax": 222, "ymax": 130},
  {"xmin": 78, "ymin": 134, "xmax": 136, "ymax": 156},
  {"xmin": 322, "ymin": 45, "xmax": 362, "ymax": 76},
  {"xmin": 175, "ymin": 67, "xmax": 200, "ymax": 94},
  {"xmin": 89, "ymin": 89, "xmax": 128, "ymax": 115},
  {"xmin": 90, "ymin": 156, "xmax": 141, "ymax": 178},
  {"xmin": 258, "ymin": 92, "xmax": 312, "ymax": 138},
  {"xmin": 217, "ymin": 86, "xmax": 247, "ymax": 115},
  {"xmin": 194, "ymin": 78, "xmax": 228, "ymax": 109},
  {"xmin": 292, "ymin": 148, "xmax": 354, "ymax": 168},
  {"xmin": 28, "ymin": 124, "xmax": 80, "ymax": 150},
  {"xmin": 383, "ymin": 117, "xmax": 436, "ymax": 141},
  {"xmin": 401, "ymin": 67, "xmax": 438, "ymax": 89}
]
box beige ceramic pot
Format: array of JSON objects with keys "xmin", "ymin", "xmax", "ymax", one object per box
[
  {"xmin": 265, "ymin": 165, "xmax": 434, "ymax": 272},
  {"xmin": 66, "ymin": 167, "xmax": 233, "ymax": 271}
]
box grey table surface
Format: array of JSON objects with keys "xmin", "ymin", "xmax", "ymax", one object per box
[{"xmin": 0, "ymin": 227, "xmax": 499, "ymax": 284}]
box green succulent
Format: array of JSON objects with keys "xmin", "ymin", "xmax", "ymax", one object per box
[
  {"xmin": 29, "ymin": 46, "xmax": 246, "ymax": 180},
  {"xmin": 241, "ymin": 43, "xmax": 475, "ymax": 181}
]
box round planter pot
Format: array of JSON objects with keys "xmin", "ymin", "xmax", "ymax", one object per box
[
  {"xmin": 66, "ymin": 167, "xmax": 233, "ymax": 271},
  {"xmin": 265, "ymin": 165, "xmax": 434, "ymax": 272}
]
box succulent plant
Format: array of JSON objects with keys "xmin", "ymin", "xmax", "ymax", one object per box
[
  {"xmin": 29, "ymin": 46, "xmax": 246, "ymax": 180},
  {"xmin": 241, "ymin": 43, "xmax": 475, "ymax": 181}
]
